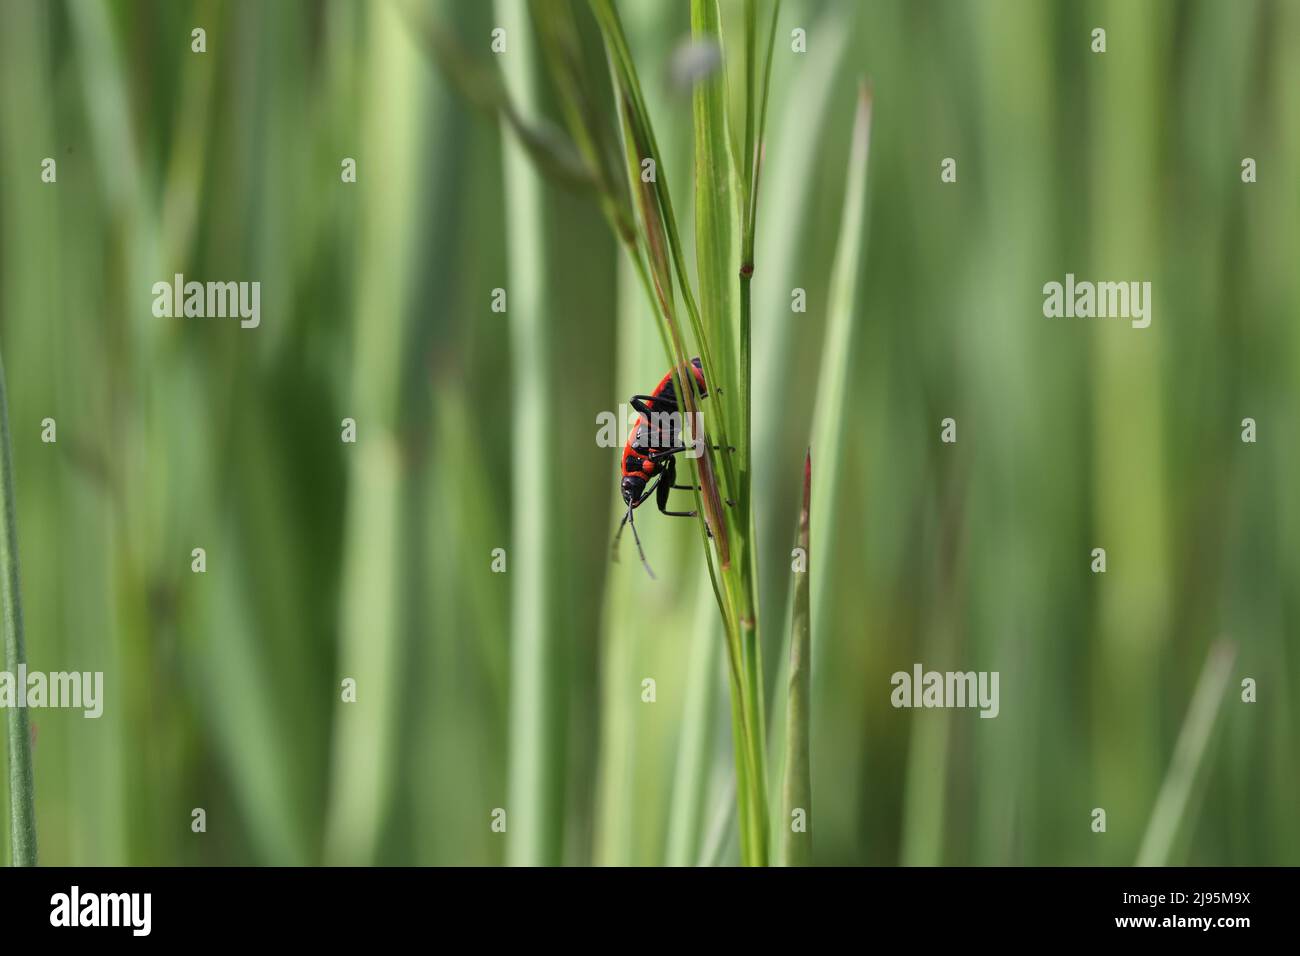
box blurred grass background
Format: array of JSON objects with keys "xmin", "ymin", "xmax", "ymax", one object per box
[{"xmin": 0, "ymin": 0, "xmax": 1296, "ymax": 865}]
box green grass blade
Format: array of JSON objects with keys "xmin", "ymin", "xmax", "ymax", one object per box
[
  {"xmin": 665, "ymin": 586, "xmax": 724, "ymax": 865},
  {"xmin": 400, "ymin": 0, "xmax": 595, "ymax": 193},
  {"xmin": 532, "ymin": 0, "xmax": 637, "ymax": 242},
  {"xmin": 690, "ymin": 0, "xmax": 742, "ymax": 410},
  {"xmin": 699, "ymin": 775, "xmax": 738, "ymax": 866},
  {"xmin": 596, "ymin": 3, "xmax": 735, "ymax": 627},
  {"xmin": 780, "ymin": 450, "xmax": 812, "ymax": 866},
  {"xmin": 685, "ymin": 0, "xmax": 747, "ymax": 585},
  {"xmin": 689, "ymin": 0, "xmax": 768, "ymax": 866},
  {"xmin": 589, "ymin": 0, "xmax": 740, "ymax": 502},
  {"xmin": 497, "ymin": 0, "xmax": 565, "ymax": 867},
  {"xmin": 691, "ymin": 0, "xmax": 779, "ymax": 868},
  {"xmin": 593, "ymin": 8, "xmax": 738, "ymax": 736},
  {"xmin": 322, "ymin": 0, "xmax": 425, "ymax": 865},
  {"xmin": 809, "ymin": 82, "xmax": 872, "ymax": 672},
  {"xmin": 0, "ymin": 353, "xmax": 36, "ymax": 866},
  {"xmin": 591, "ymin": 0, "xmax": 768, "ymax": 863},
  {"xmin": 1136, "ymin": 641, "xmax": 1238, "ymax": 866},
  {"xmin": 803, "ymin": 85, "xmax": 872, "ymax": 865},
  {"xmin": 754, "ymin": 7, "xmax": 850, "ymax": 832},
  {"xmin": 742, "ymin": 0, "xmax": 781, "ymax": 254}
]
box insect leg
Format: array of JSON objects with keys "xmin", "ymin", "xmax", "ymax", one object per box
[
  {"xmin": 629, "ymin": 394, "xmax": 678, "ymax": 417},
  {"xmin": 655, "ymin": 459, "xmax": 697, "ymax": 518}
]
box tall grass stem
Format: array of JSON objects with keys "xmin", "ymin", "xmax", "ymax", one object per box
[
  {"xmin": 0, "ymin": 354, "xmax": 36, "ymax": 866},
  {"xmin": 780, "ymin": 450, "xmax": 812, "ymax": 865},
  {"xmin": 1136, "ymin": 641, "xmax": 1237, "ymax": 866}
]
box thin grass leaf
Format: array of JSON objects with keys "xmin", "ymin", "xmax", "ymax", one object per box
[
  {"xmin": 322, "ymin": 0, "xmax": 426, "ymax": 865},
  {"xmin": 755, "ymin": 7, "xmax": 851, "ymax": 833},
  {"xmin": 741, "ymin": 0, "xmax": 781, "ymax": 255},
  {"xmin": 1136, "ymin": 641, "xmax": 1238, "ymax": 866},
  {"xmin": 800, "ymin": 84, "xmax": 871, "ymax": 863},
  {"xmin": 400, "ymin": 0, "xmax": 595, "ymax": 193},
  {"xmin": 684, "ymin": 1, "xmax": 770, "ymax": 864},
  {"xmin": 590, "ymin": 21, "xmax": 742, "ymax": 818},
  {"xmin": 734, "ymin": 0, "xmax": 786, "ymax": 871},
  {"xmin": 664, "ymin": 587, "xmax": 724, "ymax": 865},
  {"xmin": 496, "ymin": 0, "xmax": 565, "ymax": 867},
  {"xmin": 0, "ymin": 354, "xmax": 36, "ymax": 866},
  {"xmin": 532, "ymin": 0, "xmax": 640, "ymax": 239},
  {"xmin": 598, "ymin": 15, "xmax": 733, "ymax": 605},
  {"xmin": 736, "ymin": 0, "xmax": 780, "ymax": 522},
  {"xmin": 691, "ymin": 2, "xmax": 768, "ymax": 865},
  {"xmin": 589, "ymin": 0, "xmax": 740, "ymax": 504},
  {"xmin": 810, "ymin": 82, "xmax": 872, "ymax": 675},
  {"xmin": 687, "ymin": 0, "xmax": 749, "ymax": 637},
  {"xmin": 690, "ymin": 0, "xmax": 742, "ymax": 412},
  {"xmin": 535, "ymin": 3, "xmax": 736, "ymax": 663},
  {"xmin": 698, "ymin": 775, "xmax": 737, "ymax": 866},
  {"xmin": 591, "ymin": 0, "xmax": 771, "ymax": 864},
  {"xmin": 781, "ymin": 449, "xmax": 812, "ymax": 866}
]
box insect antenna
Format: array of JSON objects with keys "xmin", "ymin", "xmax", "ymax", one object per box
[{"xmin": 612, "ymin": 504, "xmax": 656, "ymax": 580}]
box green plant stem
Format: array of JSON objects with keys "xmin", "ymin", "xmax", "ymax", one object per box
[
  {"xmin": 665, "ymin": 586, "xmax": 725, "ymax": 865},
  {"xmin": 810, "ymin": 81, "xmax": 872, "ymax": 680},
  {"xmin": 688, "ymin": 0, "xmax": 771, "ymax": 866},
  {"xmin": 588, "ymin": 0, "xmax": 775, "ymax": 864},
  {"xmin": 781, "ymin": 450, "xmax": 812, "ymax": 865},
  {"xmin": 498, "ymin": 0, "xmax": 563, "ymax": 866},
  {"xmin": 590, "ymin": 0, "xmax": 740, "ymax": 500},
  {"xmin": 739, "ymin": 620, "xmax": 768, "ymax": 863},
  {"xmin": 1136, "ymin": 641, "xmax": 1237, "ymax": 866},
  {"xmin": 0, "ymin": 354, "xmax": 36, "ymax": 866},
  {"xmin": 734, "ymin": 0, "xmax": 783, "ymax": 868}
]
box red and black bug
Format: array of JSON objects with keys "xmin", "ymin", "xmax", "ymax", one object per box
[{"xmin": 613, "ymin": 357, "xmax": 710, "ymax": 578}]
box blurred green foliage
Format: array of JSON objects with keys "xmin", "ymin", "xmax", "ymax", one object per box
[{"xmin": 0, "ymin": 0, "xmax": 1295, "ymax": 865}]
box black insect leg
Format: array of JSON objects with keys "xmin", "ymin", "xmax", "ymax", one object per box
[
  {"xmin": 630, "ymin": 394, "xmax": 678, "ymax": 417},
  {"xmin": 650, "ymin": 459, "xmax": 690, "ymax": 517}
]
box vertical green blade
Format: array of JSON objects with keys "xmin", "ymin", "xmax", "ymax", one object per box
[{"xmin": 780, "ymin": 450, "xmax": 812, "ymax": 866}]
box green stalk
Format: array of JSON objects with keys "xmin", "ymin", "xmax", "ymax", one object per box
[
  {"xmin": 609, "ymin": 64, "xmax": 759, "ymax": 862},
  {"xmin": 398, "ymin": 0, "xmax": 595, "ymax": 193},
  {"xmin": 527, "ymin": 1, "xmax": 734, "ymax": 630},
  {"xmin": 590, "ymin": 8, "xmax": 741, "ymax": 650},
  {"xmin": 780, "ymin": 450, "xmax": 812, "ymax": 866},
  {"xmin": 602, "ymin": 75, "xmax": 741, "ymax": 835},
  {"xmin": 589, "ymin": 0, "xmax": 740, "ymax": 501},
  {"xmin": 577, "ymin": 0, "xmax": 775, "ymax": 864},
  {"xmin": 0, "ymin": 353, "xmax": 36, "ymax": 866},
  {"xmin": 1136, "ymin": 641, "xmax": 1237, "ymax": 866},
  {"xmin": 753, "ymin": 8, "xmax": 849, "ymax": 849},
  {"xmin": 612, "ymin": 89, "xmax": 726, "ymax": 589},
  {"xmin": 497, "ymin": 0, "xmax": 564, "ymax": 867},
  {"xmin": 810, "ymin": 82, "xmax": 872, "ymax": 680},
  {"xmin": 689, "ymin": 0, "xmax": 769, "ymax": 865},
  {"xmin": 738, "ymin": 0, "xmax": 781, "ymax": 517},
  {"xmin": 737, "ymin": 0, "xmax": 782, "ymax": 869},
  {"xmin": 665, "ymin": 571, "xmax": 725, "ymax": 865},
  {"xmin": 323, "ymin": 0, "xmax": 424, "ymax": 865}
]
